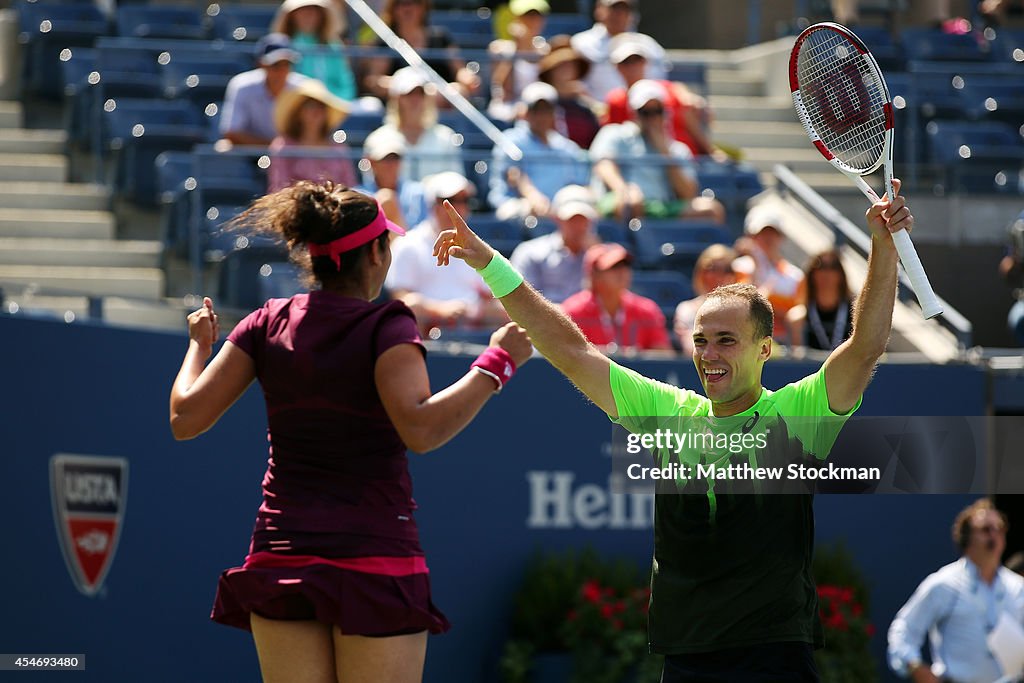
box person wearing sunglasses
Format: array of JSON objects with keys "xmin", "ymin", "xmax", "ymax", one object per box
[
  {"xmin": 674, "ymin": 243, "xmax": 738, "ymax": 355},
  {"xmin": 787, "ymin": 249, "xmax": 854, "ymax": 353},
  {"xmin": 888, "ymin": 498, "xmax": 1024, "ymax": 683},
  {"xmin": 590, "ymin": 79, "xmax": 725, "ymax": 222}
]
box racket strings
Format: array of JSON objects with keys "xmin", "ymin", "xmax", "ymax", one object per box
[{"xmin": 797, "ymin": 31, "xmax": 888, "ymax": 172}]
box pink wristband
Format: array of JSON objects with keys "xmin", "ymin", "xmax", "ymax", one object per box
[{"xmin": 471, "ymin": 347, "xmax": 516, "ymax": 393}]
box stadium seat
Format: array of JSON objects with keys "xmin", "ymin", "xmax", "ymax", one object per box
[
  {"xmin": 218, "ymin": 242, "xmax": 291, "ymax": 310},
  {"xmin": 959, "ymin": 74, "xmax": 1024, "ymax": 125},
  {"xmin": 925, "ymin": 120, "xmax": 1024, "ymax": 194},
  {"xmin": 629, "ymin": 269, "xmax": 694, "ymax": 320},
  {"xmin": 630, "ymin": 220, "xmax": 732, "ymax": 270},
  {"xmin": 542, "ymin": 13, "xmax": 591, "ymax": 39},
  {"xmin": 102, "ymin": 98, "xmax": 208, "ymax": 205},
  {"xmin": 258, "ymin": 260, "xmax": 305, "ymax": 302},
  {"xmin": 851, "ymin": 25, "xmax": 905, "ymax": 71},
  {"xmin": 431, "ymin": 10, "xmax": 491, "ymax": 36},
  {"xmin": 116, "ymin": 5, "xmax": 206, "ymax": 40},
  {"xmin": 339, "ymin": 111, "xmax": 384, "ymax": 148},
  {"xmin": 901, "ymin": 27, "xmax": 993, "ymax": 62},
  {"xmin": 160, "ymin": 54, "xmax": 249, "ymax": 106},
  {"xmin": 17, "ymin": 1, "xmax": 109, "ymax": 98},
  {"xmin": 464, "ymin": 214, "xmax": 523, "ymax": 257},
  {"xmin": 665, "ymin": 61, "xmax": 706, "ymax": 92},
  {"xmin": 59, "ymin": 46, "xmax": 97, "ymax": 153},
  {"xmin": 464, "ymin": 156, "xmax": 492, "ymax": 211},
  {"xmin": 206, "ymin": 3, "xmax": 279, "ymax": 43}
]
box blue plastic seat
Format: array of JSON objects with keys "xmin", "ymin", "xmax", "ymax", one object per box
[
  {"xmin": 17, "ymin": 1, "xmax": 109, "ymax": 98},
  {"xmin": 901, "ymin": 27, "xmax": 993, "ymax": 62},
  {"xmin": 925, "ymin": 120, "xmax": 1024, "ymax": 194},
  {"xmin": 218, "ymin": 243, "xmax": 291, "ymax": 310},
  {"xmin": 541, "ymin": 13, "xmax": 591, "ymax": 38},
  {"xmin": 160, "ymin": 55, "xmax": 247, "ymax": 105},
  {"xmin": 464, "ymin": 214, "xmax": 523, "ymax": 257},
  {"xmin": 206, "ymin": 3, "xmax": 279, "ymax": 43},
  {"xmin": 103, "ymin": 98, "xmax": 208, "ymax": 205},
  {"xmin": 629, "ymin": 269, "xmax": 695, "ymax": 320},
  {"xmin": 630, "ymin": 220, "xmax": 732, "ymax": 270},
  {"xmin": 665, "ymin": 61, "xmax": 706, "ymax": 92},
  {"xmin": 116, "ymin": 5, "xmax": 205, "ymax": 40},
  {"xmin": 258, "ymin": 260, "xmax": 305, "ymax": 302}
]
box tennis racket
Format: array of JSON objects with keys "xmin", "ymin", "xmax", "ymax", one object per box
[{"xmin": 789, "ymin": 22, "xmax": 943, "ymax": 319}]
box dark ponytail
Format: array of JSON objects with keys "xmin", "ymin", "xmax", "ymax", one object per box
[{"xmin": 229, "ymin": 180, "xmax": 387, "ymax": 288}]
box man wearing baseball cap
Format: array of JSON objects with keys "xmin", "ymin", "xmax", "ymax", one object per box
[
  {"xmin": 386, "ymin": 172, "xmax": 506, "ymax": 331},
  {"xmin": 489, "ymin": 81, "xmax": 590, "ymax": 220},
  {"xmin": 220, "ymin": 33, "xmax": 309, "ymax": 146},
  {"xmin": 590, "ymin": 79, "xmax": 725, "ymax": 221},
  {"xmin": 604, "ymin": 36, "xmax": 720, "ymax": 158},
  {"xmin": 733, "ymin": 206, "xmax": 806, "ymax": 340},
  {"xmin": 560, "ymin": 241, "xmax": 671, "ymax": 351},
  {"xmin": 571, "ymin": 0, "xmax": 668, "ymax": 101},
  {"xmin": 509, "ymin": 185, "xmax": 600, "ymax": 303},
  {"xmin": 357, "ymin": 126, "xmax": 428, "ymax": 230}
]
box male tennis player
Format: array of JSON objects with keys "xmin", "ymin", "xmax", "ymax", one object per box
[{"xmin": 434, "ymin": 180, "xmax": 912, "ymax": 681}]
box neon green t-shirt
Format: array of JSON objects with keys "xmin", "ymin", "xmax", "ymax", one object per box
[{"xmin": 609, "ymin": 361, "xmax": 860, "ymax": 655}]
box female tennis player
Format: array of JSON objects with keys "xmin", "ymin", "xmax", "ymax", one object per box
[{"xmin": 169, "ymin": 182, "xmax": 532, "ymax": 683}]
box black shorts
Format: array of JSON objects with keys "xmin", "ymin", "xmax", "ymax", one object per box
[{"xmin": 660, "ymin": 642, "xmax": 819, "ymax": 683}]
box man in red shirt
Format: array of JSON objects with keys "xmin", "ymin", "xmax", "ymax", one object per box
[{"xmin": 561, "ymin": 243, "xmax": 672, "ymax": 352}]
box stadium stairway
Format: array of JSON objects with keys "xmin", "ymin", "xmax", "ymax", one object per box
[
  {"xmin": 679, "ymin": 38, "xmax": 859, "ymax": 196},
  {"xmin": 0, "ymin": 100, "xmax": 186, "ymax": 329}
]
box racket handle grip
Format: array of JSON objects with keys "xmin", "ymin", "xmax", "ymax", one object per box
[{"xmin": 891, "ymin": 230, "xmax": 943, "ymax": 319}]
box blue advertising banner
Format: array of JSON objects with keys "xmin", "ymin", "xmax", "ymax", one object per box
[{"xmin": 0, "ymin": 316, "xmax": 989, "ymax": 681}]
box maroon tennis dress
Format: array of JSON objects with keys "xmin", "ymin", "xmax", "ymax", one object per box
[{"xmin": 211, "ymin": 291, "xmax": 450, "ymax": 636}]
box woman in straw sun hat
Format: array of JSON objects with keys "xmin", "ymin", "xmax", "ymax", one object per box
[
  {"xmin": 269, "ymin": 78, "xmax": 357, "ymax": 192},
  {"xmin": 271, "ymin": 0, "xmax": 357, "ymax": 101}
]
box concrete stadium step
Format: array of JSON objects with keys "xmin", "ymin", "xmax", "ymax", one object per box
[
  {"xmin": 710, "ymin": 96, "xmax": 796, "ymax": 123},
  {"xmin": 741, "ymin": 147, "xmax": 832, "ymax": 173},
  {"xmin": 0, "ymin": 265, "xmax": 163, "ymax": 298},
  {"xmin": 706, "ymin": 68, "xmax": 764, "ymax": 97},
  {"xmin": 0, "ymin": 129, "xmax": 65, "ymax": 154},
  {"xmin": 0, "ymin": 102, "xmax": 20, "ymax": 128},
  {"xmin": 0, "ymin": 153, "xmax": 65, "ymax": 182},
  {"xmin": 0, "ymin": 237, "xmax": 161, "ymax": 267},
  {"xmin": 0, "ymin": 208, "xmax": 114, "ymax": 239},
  {"xmin": 0, "ymin": 182, "xmax": 109, "ymax": 211},
  {"xmin": 713, "ymin": 121, "xmax": 809, "ymax": 148},
  {"xmin": 1, "ymin": 296, "xmax": 186, "ymax": 330}
]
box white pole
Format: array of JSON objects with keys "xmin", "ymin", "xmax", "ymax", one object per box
[{"xmin": 345, "ymin": 0, "xmax": 523, "ymax": 162}]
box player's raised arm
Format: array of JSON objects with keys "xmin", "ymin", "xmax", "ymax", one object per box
[
  {"xmin": 434, "ymin": 201, "xmax": 619, "ymax": 418},
  {"xmin": 823, "ymin": 179, "xmax": 911, "ymax": 414}
]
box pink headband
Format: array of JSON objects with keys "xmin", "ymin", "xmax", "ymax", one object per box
[{"xmin": 307, "ymin": 200, "xmax": 406, "ymax": 269}]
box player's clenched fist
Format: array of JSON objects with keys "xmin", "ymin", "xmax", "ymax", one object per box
[
  {"xmin": 489, "ymin": 322, "xmax": 533, "ymax": 368},
  {"xmin": 187, "ymin": 296, "xmax": 219, "ymax": 352}
]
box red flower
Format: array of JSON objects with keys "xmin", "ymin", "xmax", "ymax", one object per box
[
  {"xmin": 582, "ymin": 580, "xmax": 603, "ymax": 604},
  {"xmin": 866, "ymin": 624, "xmax": 876, "ymax": 637},
  {"xmin": 612, "ymin": 619, "xmax": 624, "ymax": 630},
  {"xmin": 601, "ymin": 604, "xmax": 614, "ymax": 618},
  {"xmin": 567, "ymin": 609, "xmax": 578, "ymax": 622},
  {"xmin": 613, "ymin": 600, "xmax": 626, "ymax": 614},
  {"xmin": 852, "ymin": 604, "xmax": 863, "ymax": 617}
]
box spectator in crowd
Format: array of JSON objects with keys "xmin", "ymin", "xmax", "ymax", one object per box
[
  {"xmin": 271, "ymin": 0, "xmax": 357, "ymax": 102},
  {"xmin": 604, "ymin": 39, "xmax": 721, "ymax": 159},
  {"xmin": 561, "ymin": 242, "xmax": 672, "ymax": 351},
  {"xmin": 571, "ymin": 0, "xmax": 666, "ymax": 101},
  {"xmin": 268, "ymin": 79, "xmax": 356, "ymax": 192},
  {"xmin": 488, "ymin": 82, "xmax": 590, "ymax": 220},
  {"xmin": 537, "ymin": 36, "xmax": 603, "ymax": 149},
  {"xmin": 1001, "ymin": 213, "xmax": 1024, "ymax": 345},
  {"xmin": 370, "ymin": 67, "xmax": 464, "ymax": 182},
  {"xmin": 220, "ymin": 34, "xmax": 309, "ymax": 147},
  {"xmin": 732, "ymin": 206, "xmax": 805, "ymax": 342},
  {"xmin": 509, "ymin": 184, "xmax": 600, "ymax": 303},
  {"xmin": 361, "ymin": 0, "xmax": 480, "ymax": 101},
  {"xmin": 590, "ymin": 79, "xmax": 726, "ymax": 222},
  {"xmin": 673, "ymin": 243, "xmax": 737, "ymax": 356},
  {"xmin": 787, "ymin": 249, "xmax": 854, "ymax": 353},
  {"xmin": 888, "ymin": 498, "xmax": 1024, "ymax": 683},
  {"xmin": 487, "ymin": 0, "xmax": 551, "ymax": 122},
  {"xmin": 357, "ymin": 126, "xmax": 429, "ymax": 229},
  {"xmin": 386, "ymin": 171, "xmax": 507, "ymax": 331}
]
